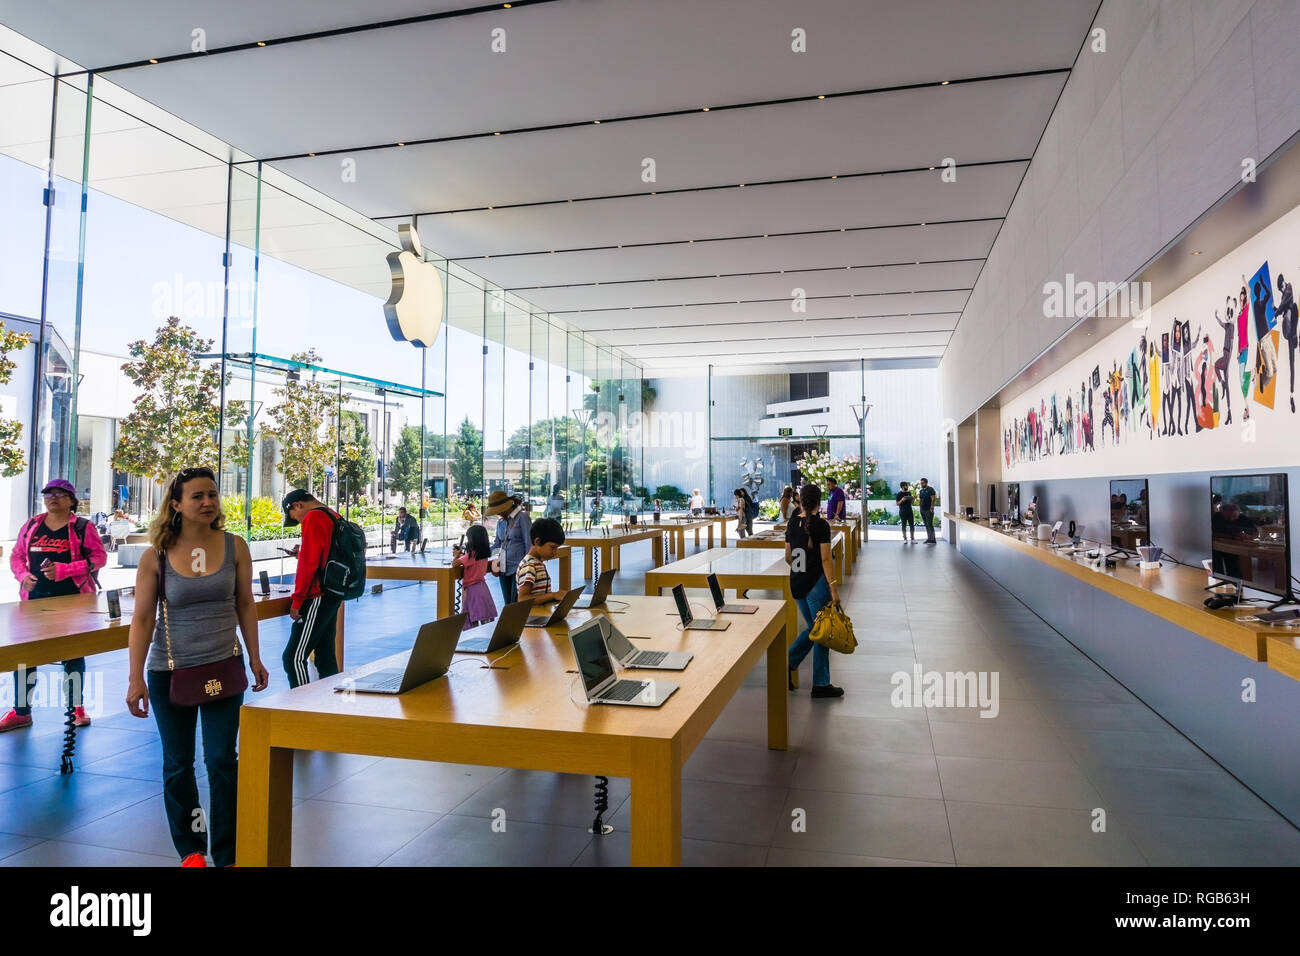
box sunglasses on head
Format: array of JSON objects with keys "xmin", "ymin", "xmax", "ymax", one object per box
[{"xmin": 176, "ymin": 467, "xmax": 215, "ymax": 482}]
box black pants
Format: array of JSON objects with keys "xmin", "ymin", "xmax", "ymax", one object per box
[
  {"xmin": 282, "ymin": 595, "xmax": 341, "ymax": 688},
  {"xmin": 147, "ymin": 669, "xmax": 242, "ymax": 866},
  {"xmin": 899, "ymin": 509, "xmax": 915, "ymax": 539},
  {"xmin": 921, "ymin": 509, "xmax": 936, "ymax": 542}
]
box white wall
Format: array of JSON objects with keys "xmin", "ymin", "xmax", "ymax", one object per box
[{"xmin": 941, "ymin": 0, "xmax": 1300, "ymax": 426}]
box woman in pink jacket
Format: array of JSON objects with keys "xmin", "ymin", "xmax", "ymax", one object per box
[{"xmin": 2, "ymin": 478, "xmax": 107, "ymax": 732}]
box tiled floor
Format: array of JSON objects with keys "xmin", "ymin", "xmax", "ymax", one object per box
[{"xmin": 3, "ymin": 529, "xmax": 1299, "ymax": 866}]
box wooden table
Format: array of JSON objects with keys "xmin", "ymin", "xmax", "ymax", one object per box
[
  {"xmin": 772, "ymin": 523, "xmax": 856, "ymax": 575},
  {"xmin": 367, "ymin": 547, "xmax": 573, "ymax": 613},
  {"xmin": 742, "ymin": 529, "xmax": 846, "ymax": 580},
  {"xmin": 236, "ymin": 595, "xmax": 789, "ymax": 867},
  {"xmin": 645, "ymin": 547, "xmax": 800, "ymax": 651},
  {"xmin": 0, "ymin": 590, "xmax": 299, "ymax": 771},
  {"xmin": 662, "ymin": 517, "xmax": 715, "ymax": 556},
  {"xmin": 562, "ymin": 529, "xmax": 666, "ymax": 581}
]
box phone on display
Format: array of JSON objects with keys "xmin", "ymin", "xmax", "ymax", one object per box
[
  {"xmin": 106, "ymin": 589, "xmax": 122, "ymax": 619},
  {"xmin": 259, "ymin": 570, "xmax": 271, "ymax": 596}
]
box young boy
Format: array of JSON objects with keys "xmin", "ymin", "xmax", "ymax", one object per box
[{"xmin": 515, "ymin": 517, "xmax": 567, "ymax": 606}]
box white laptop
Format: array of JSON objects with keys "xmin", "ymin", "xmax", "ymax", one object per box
[{"xmin": 569, "ymin": 618, "xmax": 678, "ymax": 707}]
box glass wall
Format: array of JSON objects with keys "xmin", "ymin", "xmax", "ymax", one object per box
[{"xmin": 0, "ymin": 40, "xmax": 647, "ymax": 570}]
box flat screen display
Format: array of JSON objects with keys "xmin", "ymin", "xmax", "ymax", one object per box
[
  {"xmin": 672, "ymin": 584, "xmax": 693, "ymax": 624},
  {"xmin": 1110, "ymin": 479, "xmax": 1150, "ymax": 548},
  {"xmin": 1005, "ymin": 483, "xmax": 1020, "ymax": 522},
  {"xmin": 1211, "ymin": 473, "xmax": 1290, "ymax": 597}
]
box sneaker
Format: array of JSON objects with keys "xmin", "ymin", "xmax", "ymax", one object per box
[
  {"xmin": 181, "ymin": 853, "xmax": 207, "ymax": 867},
  {"xmin": 811, "ymin": 684, "xmax": 845, "ymax": 699},
  {"xmin": 73, "ymin": 706, "xmax": 91, "ymax": 727},
  {"xmin": 788, "ymin": 668, "xmax": 799, "ymax": 691},
  {"xmin": 0, "ymin": 710, "xmax": 32, "ymax": 732}
]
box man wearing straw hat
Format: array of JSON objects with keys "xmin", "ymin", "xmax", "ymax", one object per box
[{"xmin": 486, "ymin": 489, "xmax": 531, "ymax": 605}]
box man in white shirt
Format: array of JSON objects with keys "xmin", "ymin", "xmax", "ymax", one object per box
[{"xmin": 689, "ymin": 489, "xmax": 705, "ymax": 516}]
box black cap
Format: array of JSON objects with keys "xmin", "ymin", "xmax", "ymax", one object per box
[{"xmin": 281, "ymin": 489, "xmax": 315, "ymax": 527}]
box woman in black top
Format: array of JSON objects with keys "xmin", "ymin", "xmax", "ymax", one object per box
[{"xmin": 784, "ymin": 484, "xmax": 843, "ymax": 699}]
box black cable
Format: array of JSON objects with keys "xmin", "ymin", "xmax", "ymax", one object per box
[{"xmin": 590, "ymin": 776, "xmax": 613, "ymax": 835}]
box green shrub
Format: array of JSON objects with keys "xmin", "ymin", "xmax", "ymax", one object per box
[
  {"xmin": 654, "ymin": 484, "xmax": 684, "ymax": 503},
  {"xmin": 758, "ymin": 499, "xmax": 781, "ymax": 521},
  {"xmin": 868, "ymin": 478, "xmax": 891, "ymax": 498},
  {"xmin": 866, "ymin": 508, "xmax": 901, "ymax": 526}
]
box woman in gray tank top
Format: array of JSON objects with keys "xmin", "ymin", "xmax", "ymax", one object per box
[{"xmin": 125, "ymin": 467, "xmax": 269, "ymax": 867}]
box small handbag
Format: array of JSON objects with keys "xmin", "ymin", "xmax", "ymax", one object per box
[
  {"xmin": 809, "ymin": 602, "xmax": 858, "ymax": 655},
  {"xmin": 157, "ymin": 549, "xmax": 248, "ymax": 706}
]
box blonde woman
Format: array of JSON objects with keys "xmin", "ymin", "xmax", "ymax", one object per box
[{"xmin": 125, "ymin": 467, "xmax": 269, "ymax": 867}]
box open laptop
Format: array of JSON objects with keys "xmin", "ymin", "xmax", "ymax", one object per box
[
  {"xmin": 455, "ymin": 599, "xmax": 532, "ymax": 654},
  {"xmin": 525, "ymin": 586, "xmax": 585, "ymax": 627},
  {"xmin": 672, "ymin": 583, "xmax": 730, "ymax": 631},
  {"xmin": 569, "ymin": 618, "xmax": 678, "ymax": 707},
  {"xmin": 337, "ymin": 614, "xmax": 466, "ymax": 694},
  {"xmin": 708, "ymin": 572, "xmax": 758, "ymax": 614},
  {"xmin": 598, "ymin": 615, "xmax": 692, "ymax": 670},
  {"xmin": 574, "ymin": 569, "xmax": 616, "ymax": 610}
]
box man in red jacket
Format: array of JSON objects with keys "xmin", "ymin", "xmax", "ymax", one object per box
[{"xmin": 281, "ymin": 489, "xmax": 343, "ymax": 688}]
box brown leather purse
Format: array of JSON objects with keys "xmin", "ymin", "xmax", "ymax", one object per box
[{"xmin": 157, "ymin": 549, "xmax": 248, "ymax": 706}]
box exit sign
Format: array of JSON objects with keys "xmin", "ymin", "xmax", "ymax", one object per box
[{"xmin": 778, "ymin": 427, "xmax": 793, "ymax": 437}]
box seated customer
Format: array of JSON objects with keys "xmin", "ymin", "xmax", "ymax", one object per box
[
  {"xmin": 515, "ymin": 518, "xmax": 566, "ymax": 606},
  {"xmin": 390, "ymin": 507, "xmax": 419, "ymax": 552}
]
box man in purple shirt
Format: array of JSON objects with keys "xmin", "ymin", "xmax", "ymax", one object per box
[{"xmin": 825, "ymin": 478, "xmax": 847, "ymax": 521}]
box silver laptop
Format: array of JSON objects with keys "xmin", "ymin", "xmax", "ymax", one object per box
[
  {"xmin": 598, "ymin": 615, "xmax": 692, "ymax": 671},
  {"xmin": 456, "ymin": 599, "xmax": 531, "ymax": 654},
  {"xmin": 708, "ymin": 572, "xmax": 758, "ymax": 614},
  {"xmin": 526, "ymin": 586, "xmax": 585, "ymax": 627},
  {"xmin": 574, "ymin": 569, "xmax": 616, "ymax": 609},
  {"xmin": 672, "ymin": 583, "xmax": 730, "ymax": 631},
  {"xmin": 569, "ymin": 618, "xmax": 678, "ymax": 707},
  {"xmin": 337, "ymin": 614, "xmax": 465, "ymax": 694}
]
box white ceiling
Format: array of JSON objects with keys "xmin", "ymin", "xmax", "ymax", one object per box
[{"xmin": 0, "ymin": 0, "xmax": 1100, "ymax": 374}]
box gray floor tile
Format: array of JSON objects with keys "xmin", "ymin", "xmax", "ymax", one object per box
[
  {"xmin": 1061, "ymin": 729, "xmax": 1219, "ymax": 771},
  {"xmin": 946, "ymin": 801, "xmax": 1148, "ymax": 866},
  {"xmin": 929, "ymin": 721, "xmax": 1067, "ymax": 762},
  {"xmin": 450, "ymin": 769, "xmax": 630, "ymax": 829},
  {"xmin": 1127, "ymin": 814, "xmax": 1300, "ymax": 865},
  {"xmin": 0, "ymin": 761, "xmax": 57, "ymax": 794},
  {"xmin": 380, "ymin": 814, "xmax": 592, "ymax": 866},
  {"xmin": 936, "ymin": 755, "xmax": 1102, "ymax": 809},
  {"xmin": 924, "ymin": 695, "xmax": 1044, "ymax": 725},
  {"xmin": 792, "ymin": 750, "xmax": 943, "ymax": 799},
  {"xmin": 0, "ymin": 831, "xmax": 42, "ymax": 860},
  {"xmin": 290, "ymin": 799, "xmax": 439, "ymax": 866},
  {"xmin": 801, "ymin": 712, "xmax": 935, "ymax": 755},
  {"xmin": 610, "ymin": 778, "xmax": 788, "ymax": 847},
  {"xmin": 771, "ymin": 789, "xmax": 954, "ymax": 863},
  {"xmin": 315, "ymin": 757, "xmax": 504, "ymax": 814},
  {"xmin": 0, "ymin": 725, "xmax": 156, "ymax": 771},
  {"xmin": 807, "ymin": 686, "xmax": 928, "ymax": 720},
  {"xmin": 0, "ymin": 840, "xmax": 178, "ymax": 867},
  {"xmin": 0, "ymin": 772, "xmax": 159, "ymax": 838},
  {"xmin": 683, "ymin": 739, "xmax": 800, "ymax": 788},
  {"xmin": 61, "ymin": 792, "xmax": 210, "ymax": 859},
  {"xmin": 573, "ymin": 831, "xmax": 769, "ymax": 867},
  {"xmin": 1086, "ymin": 765, "xmax": 1283, "ymax": 822},
  {"xmin": 766, "ymin": 846, "xmax": 954, "ymax": 866},
  {"xmin": 292, "ymin": 750, "xmax": 384, "ymax": 799}
]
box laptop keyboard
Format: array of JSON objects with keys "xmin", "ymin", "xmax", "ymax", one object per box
[
  {"xmin": 370, "ymin": 673, "xmax": 404, "ymax": 690},
  {"xmin": 458, "ymin": 639, "xmax": 489, "ymax": 652},
  {"xmin": 602, "ymin": 680, "xmax": 648, "ymax": 701},
  {"xmin": 632, "ymin": 650, "xmax": 669, "ymax": 666}
]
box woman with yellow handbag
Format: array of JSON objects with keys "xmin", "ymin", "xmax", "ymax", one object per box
[{"xmin": 784, "ymin": 484, "xmax": 844, "ymax": 699}]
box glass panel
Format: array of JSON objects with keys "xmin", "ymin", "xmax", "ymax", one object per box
[{"xmin": 483, "ymin": 284, "xmax": 505, "ymax": 495}]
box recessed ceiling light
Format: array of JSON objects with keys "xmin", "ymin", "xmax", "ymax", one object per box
[
  {"xmin": 831, "ymin": 174, "xmax": 838, "ymax": 179},
  {"xmin": 257, "ymin": 41, "xmax": 267, "ymax": 47},
  {"xmin": 941, "ymin": 80, "xmax": 950, "ymax": 86},
  {"xmin": 397, "ymin": 142, "xmax": 406, "ymax": 147},
  {"xmin": 308, "ymin": 152, "xmax": 316, "ymax": 157},
  {"xmin": 148, "ymin": 58, "xmax": 158, "ymax": 64},
  {"xmin": 739, "ymin": 183, "xmax": 745, "ymax": 187},
  {"xmin": 1192, "ymin": 250, "xmax": 1203, "ymax": 255},
  {"xmin": 920, "ymin": 222, "xmax": 926, "ymax": 226},
  {"xmin": 593, "ymin": 119, "xmax": 601, "ymax": 124},
  {"xmin": 689, "ymin": 239, "xmax": 694, "ymax": 243},
  {"xmin": 494, "ymin": 131, "xmax": 501, "ymax": 136},
  {"xmin": 817, "ymin": 95, "xmax": 825, "ymax": 100},
  {"xmin": 702, "ymin": 107, "xmax": 710, "ymax": 112},
  {"xmin": 503, "ymin": 2, "xmax": 512, "ymax": 7},
  {"xmin": 929, "ymin": 166, "xmax": 935, "ymax": 171}
]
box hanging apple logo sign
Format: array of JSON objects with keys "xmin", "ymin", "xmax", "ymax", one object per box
[{"xmin": 383, "ymin": 223, "xmax": 444, "ymax": 347}]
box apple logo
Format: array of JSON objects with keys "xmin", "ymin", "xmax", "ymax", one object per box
[{"xmin": 383, "ymin": 223, "xmax": 444, "ymax": 347}]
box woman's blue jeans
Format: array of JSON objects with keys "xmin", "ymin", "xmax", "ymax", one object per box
[{"xmin": 788, "ymin": 575, "xmax": 832, "ymax": 687}]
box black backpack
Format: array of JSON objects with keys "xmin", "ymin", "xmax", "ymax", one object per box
[{"xmin": 317, "ymin": 509, "xmax": 368, "ymax": 600}]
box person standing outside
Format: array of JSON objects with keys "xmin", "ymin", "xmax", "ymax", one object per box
[
  {"xmin": 280, "ymin": 489, "xmax": 344, "ymax": 688},
  {"xmin": 918, "ymin": 477, "xmax": 937, "ymax": 543},
  {"xmin": 485, "ymin": 490, "xmax": 530, "ymax": 605},
  {"xmin": 125, "ymin": 466, "xmax": 269, "ymax": 867},
  {"xmin": 391, "ymin": 506, "xmax": 419, "ymax": 553},
  {"xmin": 825, "ymin": 477, "xmax": 847, "ymax": 522},
  {"xmin": 895, "ymin": 481, "xmax": 916, "ymax": 542},
  {"xmin": 2, "ymin": 478, "xmax": 106, "ymax": 732},
  {"xmin": 785, "ymin": 484, "xmax": 843, "ymax": 699},
  {"xmin": 688, "ymin": 488, "xmax": 704, "ymax": 516}
]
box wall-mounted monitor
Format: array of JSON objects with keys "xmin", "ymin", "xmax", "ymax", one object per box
[
  {"xmin": 1109, "ymin": 478, "xmax": 1150, "ymax": 550},
  {"xmin": 1005, "ymin": 483, "xmax": 1020, "ymax": 522},
  {"xmin": 1211, "ymin": 473, "xmax": 1292, "ymax": 601}
]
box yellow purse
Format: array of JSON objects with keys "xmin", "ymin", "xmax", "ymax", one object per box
[{"xmin": 809, "ymin": 602, "xmax": 858, "ymax": 654}]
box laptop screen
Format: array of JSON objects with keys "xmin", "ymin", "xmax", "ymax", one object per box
[
  {"xmin": 600, "ymin": 617, "xmax": 635, "ymax": 660},
  {"xmin": 572, "ymin": 619, "xmax": 615, "ymax": 695},
  {"xmin": 707, "ymin": 573, "xmax": 724, "ymax": 608},
  {"xmin": 672, "ymin": 584, "xmax": 692, "ymax": 624}
]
